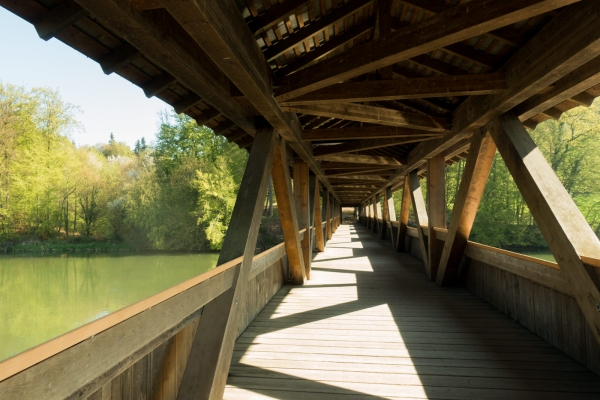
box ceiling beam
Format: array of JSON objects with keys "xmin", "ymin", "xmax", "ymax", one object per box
[
  {"xmin": 303, "ymin": 126, "xmax": 440, "ymax": 141},
  {"xmin": 158, "ymin": 0, "xmax": 340, "ymax": 200},
  {"xmin": 248, "ymin": 0, "xmax": 309, "ymax": 36},
  {"xmin": 275, "ymin": 0, "xmax": 577, "ymax": 100},
  {"xmin": 313, "ymin": 137, "xmax": 427, "ymax": 157},
  {"xmin": 283, "ymin": 103, "xmax": 450, "ymax": 132},
  {"xmin": 74, "ymin": 0, "xmax": 258, "ymax": 135},
  {"xmin": 370, "ymin": 1, "xmax": 600, "ymax": 202},
  {"xmin": 274, "ymin": 19, "xmax": 374, "ymax": 79},
  {"xmin": 317, "ymin": 153, "xmax": 403, "ymax": 166},
  {"xmin": 514, "ymin": 54, "xmax": 600, "ymax": 121},
  {"xmin": 279, "ymin": 73, "xmax": 506, "ymax": 105},
  {"xmin": 263, "ymin": 0, "xmax": 373, "ymax": 62}
]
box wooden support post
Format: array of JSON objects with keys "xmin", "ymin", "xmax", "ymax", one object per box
[
  {"xmin": 396, "ymin": 176, "xmax": 411, "ymax": 252},
  {"xmin": 367, "ymin": 198, "xmax": 372, "ymax": 229},
  {"xmin": 436, "ymin": 127, "xmax": 497, "ymax": 286},
  {"xmin": 386, "ymin": 186, "xmax": 397, "ymax": 247},
  {"xmin": 490, "ymin": 111, "xmax": 600, "ymax": 344},
  {"xmin": 308, "ymin": 172, "xmax": 317, "ymax": 254},
  {"xmin": 313, "ymin": 179, "xmax": 325, "ymax": 252},
  {"xmin": 372, "ymin": 195, "xmax": 380, "ymax": 234},
  {"xmin": 409, "ymin": 171, "xmax": 429, "ymax": 268},
  {"xmin": 272, "ymin": 139, "xmax": 307, "ymax": 285},
  {"xmin": 325, "ymin": 190, "xmax": 332, "ymax": 240},
  {"xmin": 177, "ymin": 125, "xmax": 276, "ymax": 400},
  {"xmin": 294, "ymin": 159, "xmax": 311, "ymax": 279},
  {"xmin": 427, "ymin": 155, "xmax": 446, "ymax": 282}
]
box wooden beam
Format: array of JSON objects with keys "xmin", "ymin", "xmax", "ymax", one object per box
[
  {"xmin": 372, "ymin": 194, "xmax": 381, "ymax": 234},
  {"xmin": 408, "ymin": 171, "xmax": 429, "ymax": 267},
  {"xmin": 158, "ymin": 0, "xmax": 340, "ymax": 200},
  {"xmin": 313, "ymin": 178, "xmax": 325, "ymax": 252},
  {"xmin": 177, "ymin": 125, "xmax": 276, "ymax": 400},
  {"xmin": 453, "ymin": 1, "xmax": 600, "ymax": 138},
  {"xmin": 381, "ymin": 189, "xmax": 389, "ymax": 240},
  {"xmin": 317, "ymin": 153, "xmax": 402, "ymax": 166},
  {"xmin": 131, "ymin": 0, "xmax": 163, "ymax": 10},
  {"xmin": 75, "ymin": 0, "xmax": 258, "ymax": 135},
  {"xmin": 490, "ymin": 111, "xmax": 600, "ymax": 344},
  {"xmin": 278, "ymin": 73, "xmax": 506, "ymax": 105},
  {"xmin": 435, "ymin": 127, "xmax": 497, "ymax": 286},
  {"xmin": 515, "ymin": 54, "xmax": 600, "ymax": 121},
  {"xmin": 329, "ymin": 174, "xmax": 389, "ymax": 181},
  {"xmin": 367, "ymin": 1, "xmax": 600, "ymax": 203},
  {"xmin": 327, "ymin": 168, "xmax": 398, "ymax": 177},
  {"xmin": 303, "ymin": 126, "xmax": 439, "ymax": 141},
  {"xmin": 313, "ymin": 138, "xmax": 425, "ymax": 157},
  {"xmin": 142, "ymin": 73, "xmax": 177, "ymax": 98},
  {"xmin": 34, "ymin": 0, "xmax": 88, "ymax": 41},
  {"xmin": 427, "ymin": 155, "xmax": 446, "ymax": 282},
  {"xmin": 99, "ymin": 43, "xmax": 141, "ymax": 75},
  {"xmin": 294, "ymin": 159, "xmax": 311, "ymax": 279},
  {"xmin": 275, "ymin": 0, "xmax": 577, "ymax": 99},
  {"xmin": 248, "ymin": 0, "xmax": 309, "ymax": 36},
  {"xmin": 283, "ymin": 103, "xmax": 450, "ymax": 132},
  {"xmin": 262, "ymin": 0, "xmax": 372, "ymax": 62},
  {"xmin": 274, "ymin": 19, "xmax": 374, "ymax": 79},
  {"xmin": 272, "ymin": 139, "xmax": 307, "ymax": 285},
  {"xmin": 326, "ymin": 190, "xmax": 332, "ymax": 240},
  {"xmin": 386, "ymin": 186, "xmax": 397, "ymax": 246}
]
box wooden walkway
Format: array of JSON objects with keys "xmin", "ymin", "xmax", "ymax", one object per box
[{"xmin": 224, "ymin": 224, "xmax": 600, "ymax": 399}]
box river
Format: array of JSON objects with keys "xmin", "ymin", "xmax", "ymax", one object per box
[{"xmin": 0, "ymin": 253, "xmax": 219, "ymax": 362}]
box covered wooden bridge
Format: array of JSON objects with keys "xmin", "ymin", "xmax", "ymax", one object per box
[{"xmin": 2, "ymin": 0, "xmax": 600, "ymax": 398}]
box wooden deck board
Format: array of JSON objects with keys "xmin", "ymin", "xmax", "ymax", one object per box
[{"xmin": 224, "ymin": 224, "xmax": 600, "ymax": 399}]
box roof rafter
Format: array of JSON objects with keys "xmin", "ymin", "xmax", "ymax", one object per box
[
  {"xmin": 282, "ymin": 103, "xmax": 450, "ymax": 132},
  {"xmin": 279, "ymin": 73, "xmax": 506, "ymax": 105},
  {"xmin": 275, "ymin": 0, "xmax": 578, "ymax": 100}
]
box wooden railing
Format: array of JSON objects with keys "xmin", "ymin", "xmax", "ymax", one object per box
[{"xmin": 0, "ymin": 233, "xmax": 305, "ymax": 398}]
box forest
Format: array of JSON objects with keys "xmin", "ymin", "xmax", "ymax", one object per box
[
  {"xmin": 2, "ymin": 82, "xmax": 600, "ymax": 254},
  {"xmin": 0, "ymin": 83, "xmax": 247, "ymax": 252},
  {"xmin": 397, "ymin": 99, "xmax": 600, "ymax": 251}
]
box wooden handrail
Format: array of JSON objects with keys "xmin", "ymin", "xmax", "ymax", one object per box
[{"xmin": 0, "ymin": 235, "xmax": 295, "ymax": 383}]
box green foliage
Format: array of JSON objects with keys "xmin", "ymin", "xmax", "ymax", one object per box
[
  {"xmin": 0, "ymin": 84, "xmax": 248, "ymax": 252},
  {"xmin": 444, "ymin": 100, "xmax": 600, "ymax": 250}
]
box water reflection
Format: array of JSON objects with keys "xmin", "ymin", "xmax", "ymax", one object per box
[{"xmin": 0, "ymin": 253, "xmax": 218, "ymax": 361}]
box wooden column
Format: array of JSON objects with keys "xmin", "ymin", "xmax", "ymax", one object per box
[
  {"xmin": 491, "ymin": 111, "xmax": 600, "ymax": 344},
  {"xmin": 385, "ymin": 186, "xmax": 396, "ymax": 246},
  {"xmin": 372, "ymin": 195, "xmax": 380, "ymax": 234},
  {"xmin": 396, "ymin": 176, "xmax": 411, "ymax": 252},
  {"xmin": 272, "ymin": 140, "xmax": 307, "ymax": 285},
  {"xmin": 294, "ymin": 159, "xmax": 311, "ymax": 279},
  {"xmin": 427, "ymin": 155, "xmax": 446, "ymax": 282},
  {"xmin": 381, "ymin": 190, "xmax": 390, "ymax": 240},
  {"xmin": 308, "ymin": 172, "xmax": 317, "ymax": 253},
  {"xmin": 313, "ymin": 179, "xmax": 325, "ymax": 252},
  {"xmin": 325, "ymin": 190, "xmax": 332, "ymax": 240},
  {"xmin": 409, "ymin": 171, "xmax": 429, "ymax": 268},
  {"xmin": 177, "ymin": 125, "xmax": 276, "ymax": 400},
  {"xmin": 436, "ymin": 127, "xmax": 496, "ymax": 286}
]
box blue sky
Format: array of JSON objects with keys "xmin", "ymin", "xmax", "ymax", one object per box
[{"xmin": 0, "ymin": 7, "xmax": 167, "ymax": 147}]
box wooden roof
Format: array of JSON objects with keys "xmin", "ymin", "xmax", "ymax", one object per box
[{"xmin": 3, "ymin": 0, "xmax": 600, "ymax": 205}]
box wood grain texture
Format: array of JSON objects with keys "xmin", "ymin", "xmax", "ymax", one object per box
[
  {"xmin": 272, "ymin": 139, "xmax": 307, "ymax": 286},
  {"xmin": 408, "ymin": 171, "xmax": 429, "ymax": 269},
  {"xmin": 293, "ymin": 159, "xmax": 311, "ymax": 279},
  {"xmin": 225, "ymin": 224, "xmax": 600, "ymax": 399},
  {"xmin": 436, "ymin": 127, "xmax": 497, "ymax": 286},
  {"xmin": 490, "ymin": 112, "xmax": 600, "ymax": 344},
  {"xmin": 427, "ymin": 155, "xmax": 446, "ymax": 282},
  {"xmin": 177, "ymin": 125, "xmax": 276, "ymax": 400}
]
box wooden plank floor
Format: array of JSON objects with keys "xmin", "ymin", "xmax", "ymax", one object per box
[{"xmin": 224, "ymin": 224, "xmax": 600, "ymax": 399}]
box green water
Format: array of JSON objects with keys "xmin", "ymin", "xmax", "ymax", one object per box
[
  {"xmin": 0, "ymin": 253, "xmax": 219, "ymax": 362},
  {"xmin": 519, "ymin": 250, "xmax": 556, "ymax": 263}
]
